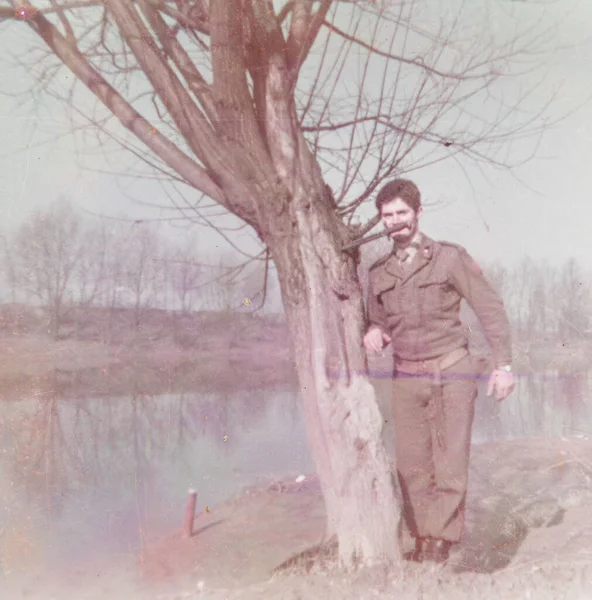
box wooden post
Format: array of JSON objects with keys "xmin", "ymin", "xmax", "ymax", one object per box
[{"xmin": 184, "ymin": 489, "xmax": 197, "ymax": 538}]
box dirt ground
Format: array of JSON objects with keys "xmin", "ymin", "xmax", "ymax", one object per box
[
  {"xmin": 3, "ymin": 437, "xmax": 592, "ymax": 600},
  {"xmin": 2, "ymin": 314, "xmax": 592, "ymax": 599}
]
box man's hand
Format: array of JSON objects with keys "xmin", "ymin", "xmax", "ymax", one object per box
[
  {"xmin": 487, "ymin": 369, "xmax": 515, "ymax": 401},
  {"xmin": 363, "ymin": 326, "xmax": 391, "ymax": 353}
]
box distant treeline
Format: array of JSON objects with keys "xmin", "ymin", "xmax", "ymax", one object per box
[
  {"xmin": 2, "ymin": 200, "xmax": 590, "ymax": 346},
  {"xmin": 0, "ymin": 200, "xmax": 276, "ymax": 338},
  {"xmin": 483, "ymin": 258, "xmax": 590, "ymax": 343}
]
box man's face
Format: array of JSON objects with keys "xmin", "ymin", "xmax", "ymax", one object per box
[{"xmin": 380, "ymin": 197, "xmax": 422, "ymax": 243}]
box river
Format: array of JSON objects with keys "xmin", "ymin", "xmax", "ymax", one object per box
[{"xmin": 0, "ymin": 367, "xmax": 591, "ymax": 580}]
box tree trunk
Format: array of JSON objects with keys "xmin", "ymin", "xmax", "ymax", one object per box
[
  {"xmin": 50, "ymin": 299, "xmax": 62, "ymax": 340},
  {"xmin": 250, "ymin": 38, "xmax": 401, "ymax": 564},
  {"xmin": 267, "ymin": 188, "xmax": 401, "ymax": 568}
]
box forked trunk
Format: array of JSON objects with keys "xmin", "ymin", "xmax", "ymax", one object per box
[{"xmin": 268, "ymin": 190, "xmax": 401, "ymax": 568}]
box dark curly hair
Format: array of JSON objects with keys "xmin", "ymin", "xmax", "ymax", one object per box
[{"xmin": 375, "ymin": 179, "xmax": 421, "ymax": 213}]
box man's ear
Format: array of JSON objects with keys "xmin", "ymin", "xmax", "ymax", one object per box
[{"xmin": 416, "ymin": 206, "xmax": 423, "ymax": 219}]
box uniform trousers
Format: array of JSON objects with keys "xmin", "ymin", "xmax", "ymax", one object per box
[{"xmin": 392, "ymin": 353, "xmax": 478, "ymax": 543}]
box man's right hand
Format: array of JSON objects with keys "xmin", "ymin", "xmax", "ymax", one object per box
[{"xmin": 363, "ymin": 326, "xmax": 392, "ymax": 353}]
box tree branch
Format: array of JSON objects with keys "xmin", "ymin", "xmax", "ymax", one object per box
[
  {"xmin": 104, "ymin": 0, "xmax": 215, "ymax": 160},
  {"xmin": 322, "ymin": 18, "xmax": 488, "ymax": 81},
  {"xmin": 287, "ymin": 0, "xmax": 332, "ymax": 72},
  {"xmin": 355, "ymin": 213, "xmax": 381, "ymax": 238},
  {"xmin": 49, "ymin": 0, "xmax": 76, "ymax": 44},
  {"xmin": 286, "ymin": 0, "xmax": 312, "ymax": 65},
  {"xmin": 16, "ymin": 3, "xmax": 223, "ymax": 203},
  {"xmin": 138, "ymin": 0, "xmax": 217, "ymax": 123},
  {"xmin": 209, "ymin": 0, "xmax": 273, "ymax": 173},
  {"xmin": 0, "ymin": 1, "xmax": 100, "ymax": 20},
  {"xmin": 277, "ymin": 1, "xmax": 293, "ymax": 25},
  {"xmin": 145, "ymin": 0, "xmax": 210, "ymax": 35}
]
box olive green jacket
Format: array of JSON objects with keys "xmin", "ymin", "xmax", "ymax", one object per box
[{"xmin": 367, "ymin": 234, "xmax": 512, "ymax": 367}]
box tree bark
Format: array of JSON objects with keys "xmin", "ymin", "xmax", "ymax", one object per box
[
  {"xmin": 266, "ymin": 184, "xmax": 401, "ymax": 568},
  {"xmin": 244, "ymin": 3, "xmax": 401, "ymax": 565}
]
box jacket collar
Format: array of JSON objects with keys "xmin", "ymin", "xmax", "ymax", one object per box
[{"xmin": 385, "ymin": 233, "xmax": 434, "ymax": 281}]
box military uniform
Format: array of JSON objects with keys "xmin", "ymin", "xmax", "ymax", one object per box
[{"xmin": 366, "ymin": 233, "xmax": 512, "ymax": 546}]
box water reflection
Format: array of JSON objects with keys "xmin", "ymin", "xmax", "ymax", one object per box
[
  {"xmin": 473, "ymin": 369, "xmax": 592, "ymax": 443},
  {"xmin": 0, "ymin": 383, "xmax": 310, "ymax": 575},
  {"xmin": 1, "ymin": 367, "xmax": 591, "ymax": 577}
]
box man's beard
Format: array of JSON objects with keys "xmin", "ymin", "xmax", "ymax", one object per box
[{"xmin": 392, "ymin": 224, "xmax": 415, "ymax": 244}]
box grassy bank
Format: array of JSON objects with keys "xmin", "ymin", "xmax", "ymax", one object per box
[
  {"xmin": 0, "ymin": 304, "xmax": 296, "ymax": 398},
  {"xmin": 0, "ymin": 303, "xmax": 589, "ymax": 399}
]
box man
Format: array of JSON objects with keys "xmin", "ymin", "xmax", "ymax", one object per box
[{"xmin": 363, "ymin": 179, "xmax": 515, "ymax": 564}]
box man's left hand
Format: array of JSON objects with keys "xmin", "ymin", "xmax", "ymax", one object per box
[{"xmin": 487, "ymin": 369, "xmax": 515, "ymax": 402}]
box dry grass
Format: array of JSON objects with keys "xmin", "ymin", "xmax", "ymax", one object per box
[
  {"xmin": 121, "ymin": 439, "xmax": 592, "ymax": 600},
  {"xmin": 0, "ymin": 304, "xmax": 295, "ymax": 398}
]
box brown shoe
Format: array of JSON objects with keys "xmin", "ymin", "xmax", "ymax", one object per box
[
  {"xmin": 404, "ymin": 537, "xmax": 427, "ymax": 562},
  {"xmin": 421, "ymin": 537, "xmax": 452, "ymax": 564}
]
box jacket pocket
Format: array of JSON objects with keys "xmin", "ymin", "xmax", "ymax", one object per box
[
  {"xmin": 417, "ymin": 277, "xmax": 450, "ymax": 312},
  {"xmin": 373, "ymin": 276, "xmax": 396, "ymax": 300}
]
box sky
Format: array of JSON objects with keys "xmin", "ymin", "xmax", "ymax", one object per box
[{"xmin": 1, "ymin": 0, "xmax": 592, "ymax": 274}]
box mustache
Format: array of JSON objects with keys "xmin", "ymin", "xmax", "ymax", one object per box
[{"xmin": 342, "ymin": 222, "xmax": 410, "ymax": 251}]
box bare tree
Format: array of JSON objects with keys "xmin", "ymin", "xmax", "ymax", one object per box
[
  {"xmin": 491, "ymin": 257, "xmax": 591, "ymax": 346},
  {"xmin": 171, "ymin": 245, "xmax": 204, "ymax": 309},
  {"xmin": 209, "ymin": 253, "xmax": 241, "ymax": 311},
  {"xmin": 167, "ymin": 247, "xmax": 204, "ymax": 340},
  {"xmin": 8, "ymin": 200, "xmax": 84, "ymax": 338},
  {"xmin": 558, "ymin": 258, "xmax": 590, "ymax": 341},
  {"xmin": 0, "ymin": 232, "xmax": 19, "ymax": 304},
  {"xmin": 120, "ymin": 222, "xmax": 162, "ymax": 329},
  {"xmin": 241, "ymin": 250, "xmax": 275, "ymax": 313},
  {"xmin": 528, "ymin": 262, "xmax": 552, "ymax": 341},
  {"xmin": 68, "ymin": 218, "xmax": 116, "ymax": 337},
  {"xmin": 0, "ymin": 0, "xmax": 559, "ymax": 566}
]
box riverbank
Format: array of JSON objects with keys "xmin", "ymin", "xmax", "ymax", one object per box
[
  {"xmin": 138, "ymin": 437, "xmax": 592, "ymax": 600},
  {"xmin": 0, "ymin": 305, "xmax": 297, "ymax": 397},
  {"xmin": 2, "ymin": 305, "xmax": 592, "ymax": 599},
  {"xmin": 0, "ymin": 304, "xmax": 590, "ymax": 399},
  {"xmin": 3, "ymin": 437, "xmax": 592, "ymax": 600}
]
